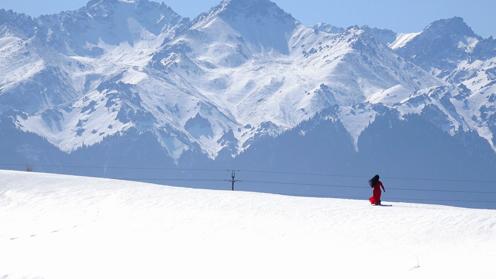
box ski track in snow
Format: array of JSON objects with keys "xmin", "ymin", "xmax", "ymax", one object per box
[{"xmin": 0, "ymin": 170, "xmax": 495, "ymax": 279}]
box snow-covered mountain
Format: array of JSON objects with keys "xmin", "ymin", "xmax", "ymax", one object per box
[
  {"xmin": 37, "ymin": 0, "xmax": 187, "ymax": 55},
  {"xmin": 394, "ymin": 17, "xmax": 496, "ymax": 152},
  {"xmin": 1, "ymin": 170, "xmax": 495, "ymax": 278},
  {"xmin": 1, "ymin": 0, "xmax": 496, "ymax": 204}
]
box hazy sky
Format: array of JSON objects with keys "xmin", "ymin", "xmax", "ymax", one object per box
[{"xmin": 1, "ymin": 0, "xmax": 494, "ymax": 37}]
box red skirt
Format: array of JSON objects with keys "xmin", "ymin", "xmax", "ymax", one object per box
[{"xmin": 369, "ymin": 186, "xmax": 382, "ymax": 205}]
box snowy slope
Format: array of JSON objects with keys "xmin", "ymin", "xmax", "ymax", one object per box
[
  {"xmin": 148, "ymin": 20, "xmax": 441, "ymax": 153},
  {"xmin": 389, "ymin": 32, "xmax": 421, "ymax": 49},
  {"xmin": 396, "ymin": 17, "xmax": 496, "ymax": 150},
  {"xmin": 0, "ymin": 170, "xmax": 495, "ymax": 279},
  {"xmin": 450, "ymin": 57, "xmax": 496, "ymax": 148},
  {"xmin": 36, "ymin": 0, "xmax": 187, "ymax": 56}
]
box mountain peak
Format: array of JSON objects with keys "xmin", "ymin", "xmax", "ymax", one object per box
[
  {"xmin": 312, "ymin": 23, "xmax": 344, "ymax": 34},
  {"xmin": 83, "ymin": 0, "xmax": 177, "ymax": 16},
  {"xmin": 82, "ymin": 0, "xmax": 182, "ymax": 22},
  {"xmin": 86, "ymin": 0, "xmax": 141, "ymax": 8},
  {"xmin": 208, "ymin": 0, "xmax": 296, "ymax": 23},
  {"xmin": 219, "ymin": 0, "xmax": 286, "ymax": 13},
  {"xmin": 396, "ymin": 17, "xmax": 482, "ymax": 74},
  {"xmin": 193, "ymin": 0, "xmax": 297, "ymax": 54},
  {"xmin": 424, "ymin": 17, "xmax": 478, "ymax": 38},
  {"xmin": 34, "ymin": 0, "xmax": 185, "ymax": 55}
]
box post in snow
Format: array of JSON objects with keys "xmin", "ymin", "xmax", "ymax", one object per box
[{"xmin": 230, "ymin": 170, "xmax": 240, "ymax": 191}]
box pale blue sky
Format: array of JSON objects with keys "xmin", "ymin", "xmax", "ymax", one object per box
[{"xmin": 1, "ymin": 0, "xmax": 494, "ymax": 37}]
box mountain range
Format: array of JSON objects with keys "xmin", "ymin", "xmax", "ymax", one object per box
[{"xmin": 1, "ymin": 0, "xmax": 495, "ymax": 207}]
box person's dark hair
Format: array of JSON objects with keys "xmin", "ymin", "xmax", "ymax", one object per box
[{"xmin": 369, "ymin": 174, "xmax": 380, "ymax": 188}]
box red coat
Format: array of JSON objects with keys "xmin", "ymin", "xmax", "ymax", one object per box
[{"xmin": 369, "ymin": 181, "xmax": 385, "ymax": 205}]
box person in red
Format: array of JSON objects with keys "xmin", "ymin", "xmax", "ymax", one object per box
[{"xmin": 369, "ymin": 174, "xmax": 386, "ymax": 205}]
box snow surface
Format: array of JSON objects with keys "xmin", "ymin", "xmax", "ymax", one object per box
[
  {"xmin": 0, "ymin": 35, "xmax": 45, "ymax": 91},
  {"xmin": 1, "ymin": 170, "xmax": 495, "ymax": 279},
  {"xmin": 389, "ymin": 32, "xmax": 421, "ymax": 49}
]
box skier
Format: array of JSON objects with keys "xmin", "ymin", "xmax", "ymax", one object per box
[{"xmin": 369, "ymin": 174, "xmax": 385, "ymax": 205}]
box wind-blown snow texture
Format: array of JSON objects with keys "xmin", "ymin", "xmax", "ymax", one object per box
[
  {"xmin": 0, "ymin": 171, "xmax": 495, "ymax": 279},
  {"xmin": 1, "ymin": 0, "xmax": 496, "ymax": 206}
]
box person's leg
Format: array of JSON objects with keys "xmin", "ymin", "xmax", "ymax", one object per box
[{"xmin": 376, "ymin": 191, "xmax": 382, "ymax": 205}]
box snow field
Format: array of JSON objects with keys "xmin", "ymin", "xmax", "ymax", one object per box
[{"xmin": 0, "ymin": 170, "xmax": 495, "ymax": 278}]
